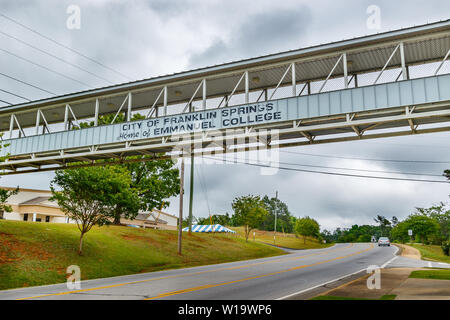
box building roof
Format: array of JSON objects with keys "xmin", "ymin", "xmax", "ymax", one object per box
[
  {"xmin": 19, "ymin": 196, "xmax": 51, "ymax": 205},
  {"xmin": 1, "ymin": 186, "xmax": 51, "ymax": 193},
  {"xmin": 152, "ymin": 209, "xmax": 178, "ymax": 220},
  {"xmin": 122, "ymin": 209, "xmax": 176, "ymax": 225}
]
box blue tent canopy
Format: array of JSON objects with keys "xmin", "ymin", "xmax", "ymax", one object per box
[{"xmin": 182, "ymin": 224, "xmax": 236, "ymax": 233}]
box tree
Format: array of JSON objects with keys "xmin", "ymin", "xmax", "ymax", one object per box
[
  {"xmin": 75, "ymin": 112, "xmax": 179, "ymax": 224},
  {"xmin": 390, "ymin": 221, "xmax": 410, "ymax": 243},
  {"xmin": 197, "ymin": 213, "xmax": 232, "ymax": 226},
  {"xmin": 50, "ymin": 165, "xmax": 139, "ymax": 255},
  {"xmin": 320, "ymin": 229, "xmax": 334, "ymax": 243},
  {"xmin": 231, "ymin": 195, "xmax": 268, "ymax": 241},
  {"xmin": 295, "ymin": 216, "xmax": 320, "ymax": 244},
  {"xmin": 391, "ymin": 216, "xmax": 399, "ymax": 227},
  {"xmin": 391, "ymin": 214, "xmax": 439, "ymax": 244},
  {"xmin": 374, "ymin": 215, "xmax": 392, "ymax": 237},
  {"xmin": 117, "ymin": 156, "xmax": 179, "ymax": 224},
  {"xmin": 260, "ymin": 195, "xmax": 294, "ymax": 233},
  {"xmin": 0, "ymin": 187, "xmax": 18, "ymax": 218},
  {"xmin": 0, "ymin": 134, "xmax": 15, "ymax": 219},
  {"xmin": 415, "ymin": 203, "xmax": 450, "ymax": 242}
]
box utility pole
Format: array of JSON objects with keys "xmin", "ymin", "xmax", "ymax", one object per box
[
  {"xmin": 188, "ymin": 103, "xmax": 194, "ymax": 234},
  {"xmin": 178, "ymin": 157, "xmax": 185, "ymax": 255},
  {"xmin": 188, "ymin": 152, "xmax": 194, "ymax": 234},
  {"xmin": 274, "ymin": 190, "xmax": 278, "ymax": 245}
]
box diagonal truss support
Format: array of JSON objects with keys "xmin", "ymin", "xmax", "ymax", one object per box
[
  {"xmin": 319, "ymin": 53, "xmax": 347, "ymax": 93},
  {"xmin": 183, "ymin": 79, "xmax": 206, "ymax": 113},
  {"xmin": 64, "ymin": 104, "xmax": 81, "ymax": 130},
  {"xmin": 434, "ymin": 48, "xmax": 450, "ymax": 76},
  {"xmin": 9, "ymin": 114, "xmax": 25, "ymax": 139},
  {"xmin": 222, "ymin": 72, "xmax": 247, "ymax": 108},
  {"xmin": 111, "ymin": 93, "xmax": 130, "ymax": 124},
  {"xmin": 374, "ymin": 42, "xmax": 408, "ymax": 84},
  {"xmin": 146, "ymin": 86, "xmax": 168, "ymax": 118},
  {"xmin": 36, "ymin": 109, "xmax": 51, "ymax": 135}
]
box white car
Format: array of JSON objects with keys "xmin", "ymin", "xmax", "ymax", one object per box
[{"xmin": 378, "ymin": 237, "xmax": 390, "ymax": 246}]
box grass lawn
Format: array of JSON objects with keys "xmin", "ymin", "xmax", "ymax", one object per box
[
  {"xmin": 311, "ymin": 295, "xmax": 396, "ymax": 300},
  {"xmin": 409, "ymin": 243, "xmax": 450, "ymax": 263},
  {"xmin": 409, "ymin": 269, "xmax": 450, "ymax": 280},
  {"xmin": 230, "ymin": 227, "xmax": 333, "ymax": 250},
  {"xmin": 0, "ymin": 220, "xmax": 285, "ymax": 290}
]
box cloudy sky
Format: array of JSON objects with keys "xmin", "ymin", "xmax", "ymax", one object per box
[{"xmin": 0, "ymin": 0, "xmax": 449, "ymax": 231}]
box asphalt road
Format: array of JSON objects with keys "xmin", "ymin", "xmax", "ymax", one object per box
[{"xmin": 0, "ymin": 242, "xmax": 413, "ymax": 300}]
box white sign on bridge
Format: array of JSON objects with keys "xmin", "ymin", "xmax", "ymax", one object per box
[{"xmin": 116, "ymin": 102, "xmax": 282, "ymax": 142}]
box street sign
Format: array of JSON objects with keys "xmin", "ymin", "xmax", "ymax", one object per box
[{"xmin": 408, "ymin": 229, "xmax": 413, "ymax": 236}]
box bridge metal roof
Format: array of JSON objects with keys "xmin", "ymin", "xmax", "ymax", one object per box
[{"xmin": 0, "ymin": 19, "xmax": 449, "ymax": 131}]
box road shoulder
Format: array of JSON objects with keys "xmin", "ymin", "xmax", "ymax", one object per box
[{"xmin": 395, "ymin": 243, "xmax": 421, "ymax": 260}]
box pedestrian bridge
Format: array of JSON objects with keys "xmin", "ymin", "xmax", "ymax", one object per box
[{"xmin": 0, "ymin": 20, "xmax": 449, "ymax": 174}]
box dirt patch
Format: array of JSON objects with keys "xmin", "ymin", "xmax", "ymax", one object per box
[
  {"xmin": 121, "ymin": 234, "xmax": 161, "ymax": 248},
  {"xmin": 185, "ymin": 233, "xmax": 209, "ymax": 242},
  {"xmin": 395, "ymin": 244, "xmax": 421, "ymax": 260},
  {"xmin": 0, "ymin": 232, "xmax": 55, "ymax": 265},
  {"xmin": 214, "ymin": 235, "xmax": 236, "ymax": 242},
  {"xmin": 160, "ymin": 232, "xmax": 178, "ymax": 242},
  {"xmin": 0, "ymin": 233, "xmax": 19, "ymax": 264}
]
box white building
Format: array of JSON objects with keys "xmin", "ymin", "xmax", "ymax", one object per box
[
  {"xmin": 121, "ymin": 209, "xmax": 178, "ymax": 230},
  {"xmin": 0, "ymin": 187, "xmax": 178, "ymax": 229},
  {"xmin": 0, "ymin": 187, "xmax": 69, "ymax": 223}
]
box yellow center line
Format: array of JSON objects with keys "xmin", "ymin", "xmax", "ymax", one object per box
[
  {"xmin": 16, "ymin": 243, "xmax": 354, "ymax": 300},
  {"xmin": 144, "ymin": 243, "xmax": 374, "ymax": 300}
]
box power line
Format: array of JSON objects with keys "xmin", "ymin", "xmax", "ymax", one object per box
[
  {"xmin": 0, "ymin": 30, "xmax": 114, "ymax": 84},
  {"xmin": 255, "ymin": 157, "xmax": 443, "ymax": 177},
  {"xmin": 281, "ymin": 150, "xmax": 450, "ymax": 164},
  {"xmin": 0, "ymin": 71, "xmax": 56, "ymax": 95},
  {"xmin": 195, "ymin": 163, "xmax": 212, "ymax": 217},
  {"xmin": 0, "ymin": 98, "xmax": 12, "ymax": 105},
  {"xmin": 0, "ymin": 47, "xmax": 93, "ymax": 88},
  {"xmin": 0, "ymin": 13, "xmax": 132, "ymax": 81},
  {"xmin": 202, "ymin": 156, "xmax": 450, "ymax": 184},
  {"xmin": 0, "ymin": 88, "xmax": 30, "ymax": 101}
]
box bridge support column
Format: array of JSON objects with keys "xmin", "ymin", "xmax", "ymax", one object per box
[
  {"xmin": 343, "ymin": 53, "xmax": 348, "ymax": 88},
  {"xmin": 127, "ymin": 92, "xmax": 132, "ymax": 121},
  {"xmin": 94, "ymin": 99, "xmax": 99, "ymax": 126},
  {"xmin": 400, "ymin": 42, "xmax": 407, "ymax": 80},
  {"xmin": 178, "ymin": 158, "xmax": 185, "ymax": 255}
]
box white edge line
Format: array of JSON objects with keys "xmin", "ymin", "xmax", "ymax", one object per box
[
  {"xmin": 276, "ymin": 268, "xmax": 367, "ymax": 300},
  {"xmin": 381, "ymin": 245, "xmax": 399, "ymax": 268},
  {"xmin": 277, "ymin": 245, "xmax": 399, "ymax": 300}
]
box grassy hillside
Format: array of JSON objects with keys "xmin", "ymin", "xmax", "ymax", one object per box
[
  {"xmin": 409, "ymin": 243, "xmax": 450, "ymax": 263},
  {"xmin": 410, "ymin": 269, "xmax": 450, "ymax": 280},
  {"xmin": 0, "ymin": 220, "xmax": 285, "ymax": 290},
  {"xmin": 230, "ymin": 227, "xmax": 333, "ymax": 250}
]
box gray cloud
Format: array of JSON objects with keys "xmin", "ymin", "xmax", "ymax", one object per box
[{"xmin": 188, "ymin": 5, "xmax": 312, "ymax": 68}]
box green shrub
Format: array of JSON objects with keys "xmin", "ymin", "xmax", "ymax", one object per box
[{"xmin": 442, "ymin": 241, "xmax": 450, "ymax": 256}]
